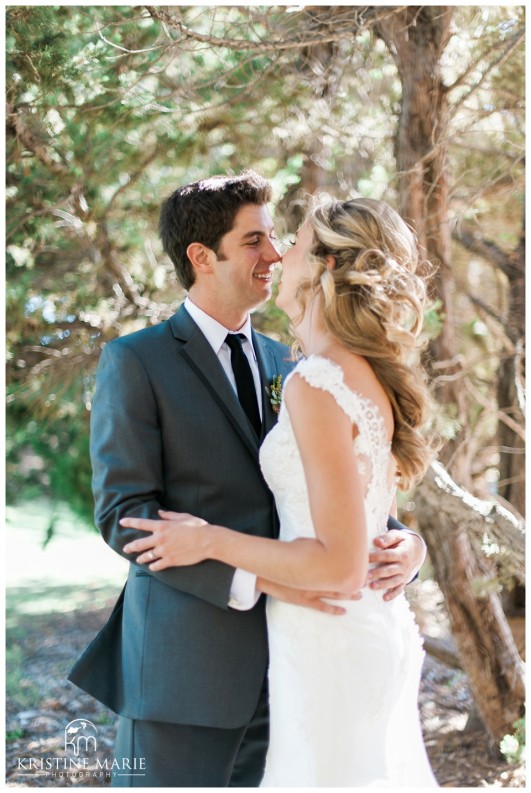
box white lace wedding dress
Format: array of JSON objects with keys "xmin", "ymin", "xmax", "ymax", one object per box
[{"xmin": 259, "ymin": 356, "xmax": 437, "ymax": 787}]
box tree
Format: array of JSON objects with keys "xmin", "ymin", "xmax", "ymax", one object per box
[
  {"xmin": 6, "ymin": 4, "xmax": 525, "ymax": 745},
  {"xmin": 373, "ymin": 6, "xmax": 524, "ymax": 742},
  {"xmin": 416, "ymin": 463, "xmax": 525, "ymax": 742},
  {"xmin": 453, "ymin": 222, "xmax": 525, "ymax": 518}
]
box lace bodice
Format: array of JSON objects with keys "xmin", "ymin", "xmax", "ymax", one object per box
[{"xmin": 260, "ymin": 355, "xmax": 396, "ymax": 544}]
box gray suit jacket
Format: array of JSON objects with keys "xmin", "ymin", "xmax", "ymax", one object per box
[{"xmin": 68, "ymin": 305, "xmax": 295, "ymax": 728}]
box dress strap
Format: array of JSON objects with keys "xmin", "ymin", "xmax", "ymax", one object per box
[{"xmin": 288, "ymin": 355, "xmax": 368, "ymax": 426}]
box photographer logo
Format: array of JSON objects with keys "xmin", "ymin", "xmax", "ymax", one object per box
[
  {"xmin": 64, "ymin": 719, "xmax": 98, "ymax": 755},
  {"xmin": 14, "ymin": 717, "xmax": 146, "ymax": 781}
]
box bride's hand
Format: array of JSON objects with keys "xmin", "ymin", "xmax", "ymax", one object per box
[{"xmin": 120, "ymin": 510, "xmax": 210, "ymax": 570}]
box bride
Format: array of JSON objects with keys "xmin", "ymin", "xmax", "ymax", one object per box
[{"xmin": 121, "ymin": 196, "xmax": 438, "ymax": 787}]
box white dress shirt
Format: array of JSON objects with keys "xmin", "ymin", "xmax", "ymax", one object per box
[{"xmin": 184, "ymin": 297, "xmax": 260, "ymax": 610}]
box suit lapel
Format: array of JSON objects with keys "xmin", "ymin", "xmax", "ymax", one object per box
[
  {"xmin": 253, "ymin": 330, "xmax": 283, "ymax": 440},
  {"xmin": 170, "ymin": 307, "xmax": 260, "ymax": 456}
]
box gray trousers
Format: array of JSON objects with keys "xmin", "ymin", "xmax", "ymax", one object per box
[{"xmin": 112, "ymin": 676, "xmax": 269, "ymax": 787}]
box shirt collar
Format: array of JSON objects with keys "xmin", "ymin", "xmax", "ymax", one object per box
[{"xmin": 184, "ymin": 297, "xmax": 254, "ymax": 356}]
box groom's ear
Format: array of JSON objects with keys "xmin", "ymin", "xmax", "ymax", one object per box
[{"xmin": 187, "ymin": 242, "xmax": 216, "ymax": 274}]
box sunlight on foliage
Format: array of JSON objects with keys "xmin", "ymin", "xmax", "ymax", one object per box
[{"xmin": 6, "ymin": 6, "xmax": 524, "ymax": 524}]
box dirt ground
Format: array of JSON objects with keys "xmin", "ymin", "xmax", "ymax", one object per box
[{"xmin": 6, "ymin": 579, "xmax": 525, "ymax": 789}]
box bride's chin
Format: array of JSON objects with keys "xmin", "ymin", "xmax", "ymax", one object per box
[{"xmin": 275, "ymin": 298, "xmax": 295, "ymax": 323}]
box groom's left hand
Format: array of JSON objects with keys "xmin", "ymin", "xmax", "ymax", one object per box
[{"xmin": 366, "ymin": 530, "xmax": 426, "ymax": 601}]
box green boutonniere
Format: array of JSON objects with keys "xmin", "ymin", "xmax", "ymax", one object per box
[{"xmin": 268, "ymin": 375, "xmax": 283, "ymax": 413}]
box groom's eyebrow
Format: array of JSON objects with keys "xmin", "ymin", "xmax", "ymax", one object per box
[{"xmin": 240, "ymin": 228, "xmax": 276, "ymax": 240}]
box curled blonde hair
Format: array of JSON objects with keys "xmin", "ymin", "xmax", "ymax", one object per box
[{"xmin": 297, "ymin": 196, "xmax": 436, "ymax": 489}]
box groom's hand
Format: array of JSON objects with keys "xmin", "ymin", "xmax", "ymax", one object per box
[
  {"xmin": 367, "ymin": 530, "xmax": 426, "ymax": 601},
  {"xmin": 256, "ymin": 577, "xmax": 360, "ymax": 615}
]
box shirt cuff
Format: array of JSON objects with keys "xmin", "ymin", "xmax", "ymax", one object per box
[
  {"xmin": 228, "ymin": 568, "xmax": 260, "ymax": 610},
  {"xmin": 402, "ymin": 529, "xmax": 427, "ymax": 582}
]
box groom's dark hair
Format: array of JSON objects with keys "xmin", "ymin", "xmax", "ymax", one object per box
[{"xmin": 159, "ymin": 170, "xmax": 273, "ymax": 290}]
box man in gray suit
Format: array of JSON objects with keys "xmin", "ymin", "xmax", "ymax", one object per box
[{"xmin": 69, "ymin": 171, "xmax": 426, "ymax": 786}]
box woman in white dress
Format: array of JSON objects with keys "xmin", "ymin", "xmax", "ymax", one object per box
[{"xmin": 121, "ymin": 197, "xmax": 438, "ymax": 787}]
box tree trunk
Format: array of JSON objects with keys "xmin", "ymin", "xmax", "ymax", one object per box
[
  {"xmin": 416, "ymin": 479, "xmax": 525, "ymax": 744},
  {"xmin": 375, "ymin": 7, "xmax": 526, "ymax": 743},
  {"xmin": 375, "ymin": 7, "xmax": 469, "ymax": 480}
]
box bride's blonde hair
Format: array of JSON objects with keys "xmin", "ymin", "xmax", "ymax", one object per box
[{"xmin": 297, "ymin": 196, "xmax": 436, "ymax": 489}]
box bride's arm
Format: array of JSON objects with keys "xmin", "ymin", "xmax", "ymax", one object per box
[{"xmin": 121, "ymin": 375, "xmax": 368, "ymax": 594}]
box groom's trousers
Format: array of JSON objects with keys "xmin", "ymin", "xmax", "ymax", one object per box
[{"xmin": 111, "ymin": 674, "xmax": 269, "ymax": 787}]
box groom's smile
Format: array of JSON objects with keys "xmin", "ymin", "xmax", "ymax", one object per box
[{"xmin": 253, "ymin": 267, "xmax": 275, "ymax": 281}]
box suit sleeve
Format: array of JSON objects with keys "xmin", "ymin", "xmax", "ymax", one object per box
[
  {"xmin": 90, "ymin": 340, "xmax": 236, "ymax": 610},
  {"xmin": 386, "ymin": 516, "xmax": 407, "ymax": 532},
  {"xmin": 386, "ymin": 516, "xmax": 425, "ymax": 582}
]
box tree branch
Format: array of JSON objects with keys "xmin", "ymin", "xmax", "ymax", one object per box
[
  {"xmin": 104, "ymin": 146, "xmax": 160, "ymax": 216},
  {"xmin": 466, "ymin": 293, "xmax": 507, "ymax": 330},
  {"xmin": 96, "ymin": 221, "xmax": 149, "ymax": 309},
  {"xmin": 514, "ymin": 338, "xmax": 526, "ymax": 419},
  {"xmin": 6, "ymin": 102, "xmax": 68, "ymax": 176},
  {"xmin": 416, "ymin": 461, "xmax": 525, "ymax": 584},
  {"xmin": 452, "ymin": 224, "xmax": 517, "ymax": 279},
  {"xmin": 463, "ymin": 380, "xmax": 525, "ymax": 441},
  {"xmin": 448, "ymin": 27, "xmax": 524, "ymax": 110},
  {"xmin": 143, "ymin": 5, "xmax": 402, "ymax": 53},
  {"xmin": 422, "ymin": 634, "xmax": 461, "ymax": 669}
]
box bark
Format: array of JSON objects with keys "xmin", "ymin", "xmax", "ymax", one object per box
[
  {"xmin": 416, "ymin": 464, "xmax": 526, "ymax": 744},
  {"xmin": 375, "ymin": 7, "xmax": 469, "ymax": 480},
  {"xmin": 422, "ymin": 634, "xmax": 461, "ymax": 669}
]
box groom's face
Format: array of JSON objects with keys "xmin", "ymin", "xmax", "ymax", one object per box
[{"xmin": 210, "ymin": 204, "xmax": 282, "ymax": 312}]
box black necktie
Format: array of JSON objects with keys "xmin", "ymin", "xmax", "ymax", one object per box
[{"xmin": 225, "ymin": 333, "xmax": 262, "ymax": 437}]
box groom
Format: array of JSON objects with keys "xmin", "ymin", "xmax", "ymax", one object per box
[{"xmin": 69, "ymin": 170, "xmax": 426, "ymax": 786}]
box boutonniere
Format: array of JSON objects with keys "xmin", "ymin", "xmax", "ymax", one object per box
[{"xmin": 267, "ymin": 374, "xmax": 283, "ymax": 413}]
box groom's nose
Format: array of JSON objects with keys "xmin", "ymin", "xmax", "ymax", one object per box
[{"xmin": 262, "ymin": 238, "xmax": 282, "ymax": 264}]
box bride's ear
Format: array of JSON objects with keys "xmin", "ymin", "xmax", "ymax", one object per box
[{"xmin": 326, "ymin": 255, "xmax": 336, "ymax": 271}]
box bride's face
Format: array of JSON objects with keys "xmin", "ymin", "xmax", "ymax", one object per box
[{"xmin": 276, "ymin": 220, "xmax": 314, "ymax": 319}]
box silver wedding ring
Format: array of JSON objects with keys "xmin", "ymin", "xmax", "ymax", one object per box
[{"xmin": 148, "ymin": 550, "xmax": 155, "ymax": 560}]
